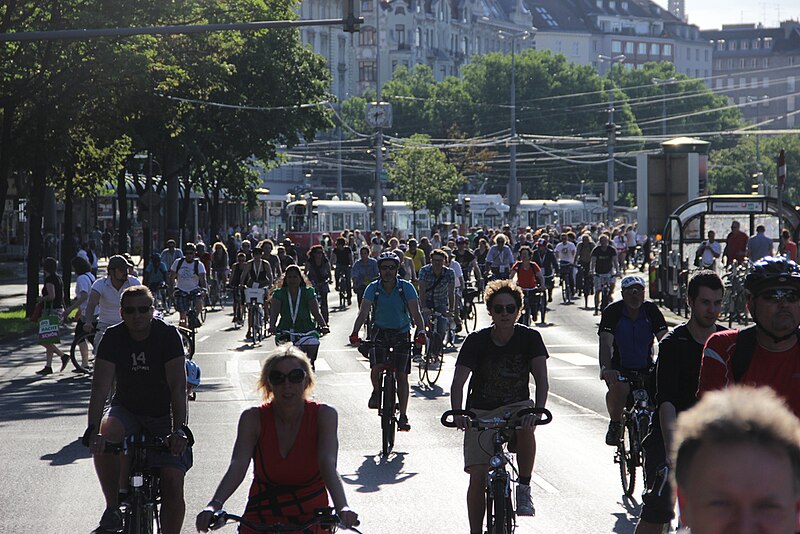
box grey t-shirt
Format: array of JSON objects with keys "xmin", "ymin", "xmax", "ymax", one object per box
[{"xmin": 748, "ymin": 233, "xmax": 773, "ymax": 262}]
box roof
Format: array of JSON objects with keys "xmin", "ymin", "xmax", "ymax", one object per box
[
  {"xmin": 700, "ymin": 23, "xmax": 800, "ymax": 54},
  {"xmin": 526, "ymin": 0, "xmax": 691, "ymax": 34},
  {"xmin": 527, "ymin": 0, "xmax": 589, "ymax": 32}
]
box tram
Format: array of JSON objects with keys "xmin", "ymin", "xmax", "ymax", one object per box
[
  {"xmin": 518, "ymin": 199, "xmax": 591, "ymax": 228},
  {"xmin": 383, "ymin": 201, "xmax": 431, "ymax": 239},
  {"xmin": 285, "ymin": 199, "xmax": 369, "ymax": 257}
]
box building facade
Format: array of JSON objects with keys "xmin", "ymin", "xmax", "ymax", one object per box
[{"xmin": 702, "ymin": 21, "xmax": 800, "ymax": 129}]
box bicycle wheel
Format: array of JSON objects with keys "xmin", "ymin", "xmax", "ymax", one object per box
[
  {"xmin": 199, "ymin": 304, "xmax": 207, "ymax": 324},
  {"xmin": 618, "ymin": 417, "xmax": 637, "ymax": 497},
  {"xmin": 69, "ymin": 330, "xmax": 94, "ymax": 373},
  {"xmin": 209, "ymin": 282, "xmax": 219, "ymax": 309},
  {"xmin": 178, "ymin": 327, "xmax": 195, "ymax": 358},
  {"xmin": 253, "ymin": 307, "xmax": 263, "ymax": 343},
  {"xmin": 465, "ymin": 301, "xmax": 477, "ymax": 333},
  {"xmin": 561, "ymin": 278, "xmax": 569, "ymax": 304},
  {"xmin": 380, "ymin": 371, "xmax": 396, "ymax": 456},
  {"xmin": 488, "ymin": 475, "xmax": 510, "ymax": 534},
  {"xmin": 125, "ymin": 491, "xmax": 155, "ymax": 534},
  {"xmin": 539, "ymin": 293, "xmax": 547, "ymax": 324}
]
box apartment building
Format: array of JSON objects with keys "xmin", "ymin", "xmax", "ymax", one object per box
[
  {"xmin": 526, "ymin": 0, "xmax": 712, "ymax": 80},
  {"xmin": 701, "ymin": 21, "xmax": 800, "ymax": 129}
]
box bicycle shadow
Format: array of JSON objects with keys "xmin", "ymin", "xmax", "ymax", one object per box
[
  {"xmin": 411, "ymin": 383, "xmax": 447, "ymax": 399},
  {"xmin": 341, "ymin": 452, "xmax": 417, "ymax": 493},
  {"xmin": 41, "ymin": 437, "xmax": 92, "ymax": 466},
  {"xmin": 610, "ymin": 494, "xmax": 642, "ymax": 533}
]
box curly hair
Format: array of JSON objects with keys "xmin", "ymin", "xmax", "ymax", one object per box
[{"xmin": 483, "ymin": 279, "xmax": 523, "ymax": 311}]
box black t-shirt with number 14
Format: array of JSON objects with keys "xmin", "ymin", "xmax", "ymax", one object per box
[
  {"xmin": 456, "ymin": 324, "xmax": 549, "ymax": 410},
  {"xmin": 97, "ymin": 318, "xmax": 184, "ymax": 417}
]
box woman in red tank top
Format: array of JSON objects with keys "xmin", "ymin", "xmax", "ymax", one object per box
[{"xmin": 196, "ymin": 346, "xmax": 359, "ymax": 532}]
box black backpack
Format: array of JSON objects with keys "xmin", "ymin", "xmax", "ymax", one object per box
[
  {"xmin": 175, "ymin": 258, "xmax": 200, "ymax": 276},
  {"xmin": 732, "ymin": 325, "xmax": 800, "ymax": 382}
]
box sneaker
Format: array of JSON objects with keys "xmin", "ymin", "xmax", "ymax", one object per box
[
  {"xmin": 368, "ymin": 390, "xmax": 381, "ymax": 409},
  {"xmin": 35, "ymin": 366, "xmax": 53, "ymax": 376},
  {"xmin": 398, "ymin": 415, "xmax": 411, "ymax": 432},
  {"xmin": 92, "ymin": 508, "xmax": 123, "ymax": 533},
  {"xmin": 515, "ymin": 484, "xmax": 535, "ymax": 516},
  {"xmin": 606, "ymin": 421, "xmax": 622, "ymax": 446}
]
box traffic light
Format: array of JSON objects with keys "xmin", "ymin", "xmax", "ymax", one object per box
[
  {"xmin": 606, "ymin": 122, "xmax": 622, "ymax": 139},
  {"xmin": 343, "ymin": 0, "xmax": 360, "ymax": 33},
  {"xmin": 464, "ymin": 197, "xmax": 471, "ymax": 215},
  {"xmin": 751, "ymin": 173, "xmax": 761, "ymax": 195}
]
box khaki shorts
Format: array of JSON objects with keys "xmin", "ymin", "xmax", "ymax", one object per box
[{"xmin": 463, "ymin": 399, "xmax": 535, "ymax": 470}]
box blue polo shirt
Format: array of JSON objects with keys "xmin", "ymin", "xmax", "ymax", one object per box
[
  {"xmin": 599, "ymin": 300, "xmax": 668, "ymax": 370},
  {"xmin": 363, "ymin": 278, "xmax": 418, "ymax": 333}
]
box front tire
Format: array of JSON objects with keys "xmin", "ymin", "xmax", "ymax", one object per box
[
  {"xmin": 381, "ymin": 371, "xmax": 396, "ymax": 456},
  {"xmin": 618, "ymin": 417, "xmax": 637, "ymax": 497}
]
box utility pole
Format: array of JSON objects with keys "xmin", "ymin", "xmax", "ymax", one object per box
[
  {"xmin": 652, "ymin": 77, "xmax": 676, "ymax": 137},
  {"xmin": 599, "ymin": 54, "xmax": 625, "ymax": 228},
  {"xmin": 374, "ymin": 3, "xmax": 384, "ymax": 233}
]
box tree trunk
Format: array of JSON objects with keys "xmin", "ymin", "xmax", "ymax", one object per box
[
  {"xmin": 0, "ymin": 101, "xmax": 15, "ymax": 228},
  {"xmin": 116, "ymin": 167, "xmax": 128, "ymax": 253},
  {"xmin": 27, "ymin": 163, "xmax": 46, "ymax": 317},
  {"xmin": 61, "ymin": 167, "xmax": 74, "ymax": 307},
  {"xmin": 210, "ymin": 185, "xmax": 221, "ymax": 243}
]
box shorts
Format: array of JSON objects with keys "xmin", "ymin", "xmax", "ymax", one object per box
[
  {"xmin": 640, "ymin": 424, "xmax": 674, "ymax": 524},
  {"xmin": 174, "ymin": 290, "xmax": 201, "ymax": 313},
  {"xmin": 105, "ymin": 405, "xmax": 193, "ymax": 473},
  {"xmin": 594, "ymin": 274, "xmax": 616, "ymax": 291},
  {"xmin": 367, "ymin": 328, "xmax": 411, "ymax": 375},
  {"xmin": 464, "ymin": 399, "xmax": 535, "ymax": 470}
]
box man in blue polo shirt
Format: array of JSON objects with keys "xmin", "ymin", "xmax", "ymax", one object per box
[
  {"xmin": 598, "ymin": 275, "xmax": 668, "ymax": 445},
  {"xmin": 350, "ymin": 252, "xmax": 426, "ymax": 431}
]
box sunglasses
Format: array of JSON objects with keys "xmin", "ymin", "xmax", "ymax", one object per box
[
  {"xmin": 268, "ymin": 368, "xmax": 307, "ymax": 386},
  {"xmin": 122, "ymin": 305, "xmax": 153, "ymax": 315},
  {"xmin": 492, "ymin": 304, "xmax": 518, "ymax": 314},
  {"xmin": 380, "ymin": 265, "xmax": 397, "ymax": 271},
  {"xmin": 760, "ymin": 289, "xmax": 800, "ymax": 303}
]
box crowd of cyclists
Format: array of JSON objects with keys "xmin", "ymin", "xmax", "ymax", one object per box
[{"xmin": 34, "ymin": 215, "xmax": 800, "ymax": 534}]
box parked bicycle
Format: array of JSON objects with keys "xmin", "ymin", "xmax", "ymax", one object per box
[
  {"xmin": 615, "ymin": 370, "xmax": 655, "ymax": 497},
  {"xmin": 721, "ymin": 259, "xmax": 750, "ymax": 328},
  {"xmin": 207, "ymin": 506, "xmax": 362, "ymax": 533},
  {"xmin": 441, "ymin": 407, "xmax": 553, "ymax": 534}
]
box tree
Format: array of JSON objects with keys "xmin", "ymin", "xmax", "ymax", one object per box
[{"xmin": 387, "ymin": 134, "xmax": 465, "ymax": 227}]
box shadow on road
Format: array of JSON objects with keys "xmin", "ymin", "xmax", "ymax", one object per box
[
  {"xmin": 610, "ymin": 494, "xmax": 641, "ymax": 533},
  {"xmin": 41, "ymin": 438, "xmax": 92, "ymax": 466},
  {"xmin": 341, "ymin": 452, "xmax": 417, "ymax": 493},
  {"xmin": 411, "ymin": 383, "xmax": 446, "ymax": 400}
]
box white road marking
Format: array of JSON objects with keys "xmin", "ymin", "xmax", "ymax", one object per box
[
  {"xmin": 549, "ymin": 352, "xmax": 597, "ymax": 366},
  {"xmin": 545, "ymin": 343, "xmax": 597, "ymax": 348},
  {"xmin": 314, "ymin": 358, "xmax": 332, "ymax": 372},
  {"xmin": 552, "ymin": 376, "xmax": 595, "ymax": 381},
  {"xmin": 228, "ymin": 359, "xmax": 262, "ymax": 374},
  {"xmin": 197, "ymin": 335, "xmax": 210, "ymax": 343},
  {"xmin": 533, "ymin": 474, "xmax": 559, "ymax": 494},
  {"xmin": 548, "ymin": 391, "xmax": 605, "ymax": 417}
]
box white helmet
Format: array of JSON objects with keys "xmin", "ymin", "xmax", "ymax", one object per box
[{"xmin": 377, "ymin": 251, "xmax": 400, "ymax": 266}]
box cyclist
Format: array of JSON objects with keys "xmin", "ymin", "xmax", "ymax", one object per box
[
  {"xmin": 160, "ymin": 239, "xmax": 183, "ymax": 295},
  {"xmin": 352, "ymin": 245, "xmax": 379, "ymax": 306},
  {"xmin": 512, "ymin": 246, "xmax": 546, "ymax": 319},
  {"xmin": 590, "ymin": 234, "xmax": 620, "ymax": 314},
  {"xmin": 723, "ymin": 220, "xmax": 748, "ymax": 266},
  {"xmin": 195, "ymin": 345, "xmax": 358, "ymax": 533},
  {"xmin": 196, "ymin": 242, "xmax": 212, "ymax": 273},
  {"xmin": 554, "ymin": 233, "xmax": 577, "ymax": 300},
  {"xmin": 305, "ymin": 244, "xmax": 332, "ymax": 324},
  {"xmin": 143, "ymin": 252, "xmax": 169, "ymax": 297},
  {"xmin": 532, "ymin": 239, "xmax": 559, "ymax": 303},
  {"xmin": 485, "ymin": 234, "xmax": 514, "ymax": 280},
  {"xmin": 349, "ymin": 252, "xmax": 426, "ymax": 432},
  {"xmin": 635, "ymin": 270, "xmax": 724, "ymax": 534},
  {"xmin": 405, "ymin": 238, "xmax": 426, "ymax": 278},
  {"xmin": 698, "ymin": 256, "xmax": 800, "ymax": 415},
  {"xmin": 241, "ymin": 247, "xmax": 274, "ymax": 340},
  {"xmin": 261, "ymin": 239, "xmax": 283, "ymax": 280},
  {"xmin": 575, "ymin": 233, "xmax": 595, "ymax": 298},
  {"xmin": 454, "ymin": 236, "xmax": 484, "ymax": 291},
  {"xmin": 599, "ymin": 275, "xmax": 668, "ymax": 446},
  {"xmin": 613, "ymin": 229, "xmax": 628, "ymax": 269},
  {"xmin": 332, "ymin": 236, "xmax": 354, "ymax": 306},
  {"xmin": 228, "ymin": 252, "xmax": 248, "ymax": 325},
  {"xmin": 418, "ymin": 249, "xmax": 457, "ymax": 356},
  {"xmin": 83, "ymin": 255, "xmax": 142, "ymax": 349},
  {"xmin": 450, "ymin": 280, "xmax": 549, "ymax": 528},
  {"xmin": 268, "ymin": 265, "xmax": 329, "ymax": 369},
  {"xmin": 84, "ymin": 285, "xmax": 192, "ymax": 534},
  {"xmin": 168, "ymin": 243, "xmax": 207, "ymax": 328},
  {"xmin": 210, "ymin": 241, "xmax": 230, "ymax": 288}
]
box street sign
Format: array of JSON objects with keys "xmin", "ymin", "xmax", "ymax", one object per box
[{"xmin": 711, "ymin": 200, "xmax": 763, "ymax": 213}]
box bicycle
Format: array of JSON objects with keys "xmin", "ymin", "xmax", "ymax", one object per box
[
  {"xmin": 419, "ymin": 311, "xmax": 448, "ymax": 386},
  {"xmin": 558, "ymin": 263, "xmax": 574, "ymax": 304},
  {"xmin": 357, "ymin": 337, "xmax": 413, "ymax": 456},
  {"xmin": 208, "ymin": 275, "xmax": 225, "ymax": 311},
  {"xmin": 520, "ymin": 287, "xmax": 546, "ymax": 326},
  {"xmin": 594, "ymin": 273, "xmax": 614, "ymax": 315},
  {"xmin": 69, "ymin": 320, "xmax": 97, "ymax": 374},
  {"xmin": 152, "ymin": 283, "xmax": 171, "ymax": 314},
  {"xmin": 245, "ymin": 287, "xmax": 268, "ymax": 343},
  {"xmin": 230, "ymin": 286, "xmax": 245, "ymax": 328},
  {"xmin": 337, "ymin": 268, "xmax": 351, "ymax": 309},
  {"xmin": 441, "ymin": 407, "xmax": 553, "ymax": 534},
  {"xmin": 615, "ymin": 370, "xmax": 655, "ymax": 497},
  {"xmin": 175, "ymin": 287, "xmax": 207, "ymax": 329},
  {"xmin": 207, "ymin": 506, "xmax": 363, "ymax": 532},
  {"xmin": 576, "ymin": 263, "xmax": 593, "ymax": 309},
  {"xmin": 461, "ymin": 285, "xmax": 479, "ymax": 334}
]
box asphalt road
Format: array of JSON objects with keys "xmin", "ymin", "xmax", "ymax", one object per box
[{"xmin": 0, "ymin": 286, "xmax": 668, "ymax": 534}]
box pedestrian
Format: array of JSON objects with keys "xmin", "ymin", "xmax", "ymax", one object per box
[
  {"xmin": 35, "ymin": 257, "xmax": 67, "ymax": 375},
  {"xmin": 746, "ymin": 224, "xmax": 773, "ymax": 262},
  {"xmin": 694, "ymin": 230, "xmax": 721, "ymax": 270},
  {"xmin": 780, "ymin": 229, "xmax": 797, "ymax": 261}
]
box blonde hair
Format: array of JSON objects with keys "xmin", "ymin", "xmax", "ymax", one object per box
[{"xmin": 256, "ymin": 344, "xmax": 316, "ymax": 401}]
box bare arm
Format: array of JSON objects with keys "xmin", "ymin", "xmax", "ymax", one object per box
[
  {"xmin": 599, "ymin": 331, "xmax": 616, "ymax": 381},
  {"xmin": 350, "ymin": 297, "xmax": 372, "ymax": 337},
  {"xmin": 83, "ymin": 290, "xmax": 101, "ymax": 331},
  {"xmin": 408, "ymin": 297, "xmax": 426, "ymax": 333},
  {"xmin": 530, "ymin": 356, "xmax": 549, "ymax": 409},
  {"xmin": 269, "ymin": 296, "xmax": 281, "ymax": 332},
  {"xmin": 87, "ymin": 359, "xmax": 116, "ymax": 453},
  {"xmin": 308, "ymin": 294, "xmax": 328, "ymax": 330},
  {"xmin": 164, "ymin": 356, "xmax": 189, "ymax": 455}
]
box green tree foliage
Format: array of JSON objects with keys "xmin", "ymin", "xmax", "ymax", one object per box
[{"xmin": 387, "ymin": 134, "xmax": 465, "ymax": 222}]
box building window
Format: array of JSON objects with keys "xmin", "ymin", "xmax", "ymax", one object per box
[
  {"xmin": 727, "ymin": 78, "xmax": 733, "ymax": 89},
  {"xmin": 625, "ymin": 41, "xmax": 633, "ymax": 54},
  {"xmin": 663, "ymin": 44, "xmax": 672, "ymax": 56},
  {"xmin": 741, "ymin": 39, "xmax": 749, "ymax": 50},
  {"xmin": 621, "ymin": 1, "xmax": 628, "ymax": 9},
  {"xmin": 763, "ymin": 77, "xmax": 770, "ymax": 88},
  {"xmin": 715, "ymin": 78, "xmax": 723, "ymax": 89},
  {"xmin": 695, "ymin": 69, "xmax": 699, "ymax": 77},
  {"xmin": 686, "ymin": 47, "xmax": 690, "ymax": 60},
  {"xmin": 753, "ymin": 39, "xmax": 760, "ymax": 49},
  {"xmin": 638, "ymin": 42, "xmax": 647, "ymax": 55},
  {"xmin": 764, "ymin": 37, "xmax": 773, "ymax": 48},
  {"xmin": 716, "ymin": 39, "xmax": 725, "ymax": 50},
  {"xmin": 704, "ymin": 49, "xmax": 709, "ymax": 61},
  {"xmin": 739, "ymin": 77, "xmax": 747, "ymax": 88},
  {"xmin": 764, "ymin": 57, "xmax": 769, "ymax": 67},
  {"xmin": 573, "ymin": 42, "xmax": 581, "ymax": 56},
  {"xmin": 416, "ymin": 28, "xmax": 422, "ymax": 47},
  {"xmin": 651, "ymin": 43, "xmax": 660, "ymax": 56},
  {"xmin": 695, "ymin": 48, "xmax": 699, "ymax": 61},
  {"xmin": 359, "ymin": 61, "xmax": 376, "ymax": 82},
  {"xmin": 396, "ymin": 25, "xmax": 405, "ymax": 46},
  {"xmin": 361, "ymin": 0, "xmax": 373, "ymax": 11},
  {"xmin": 359, "ymin": 27, "xmax": 376, "ymax": 46},
  {"xmin": 612, "ymin": 40, "xmax": 622, "ymax": 53},
  {"xmin": 789, "ymin": 77, "xmax": 796, "ymax": 92},
  {"xmin": 596, "ymin": 0, "xmax": 602, "ymax": 8},
  {"xmin": 729, "ymin": 40, "xmax": 736, "ymax": 50}
]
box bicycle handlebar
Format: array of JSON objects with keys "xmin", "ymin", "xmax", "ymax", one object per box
[
  {"xmin": 440, "ymin": 407, "xmax": 553, "ymax": 429},
  {"xmin": 208, "ymin": 507, "xmax": 362, "ymax": 532}
]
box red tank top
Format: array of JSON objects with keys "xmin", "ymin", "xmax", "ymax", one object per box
[{"xmin": 242, "ymin": 400, "xmax": 329, "ymax": 533}]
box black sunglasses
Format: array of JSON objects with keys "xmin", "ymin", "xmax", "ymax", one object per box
[
  {"xmin": 760, "ymin": 289, "xmax": 800, "ymax": 303},
  {"xmin": 492, "ymin": 304, "xmax": 518, "ymax": 314},
  {"xmin": 380, "ymin": 265, "xmax": 397, "ymax": 271},
  {"xmin": 122, "ymin": 305, "xmax": 153, "ymax": 315},
  {"xmin": 268, "ymin": 368, "xmax": 307, "ymax": 386}
]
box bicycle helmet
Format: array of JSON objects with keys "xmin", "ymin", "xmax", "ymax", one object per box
[
  {"xmin": 744, "ymin": 256, "xmax": 800, "ymax": 295},
  {"xmin": 377, "ymin": 251, "xmax": 400, "ymax": 265}
]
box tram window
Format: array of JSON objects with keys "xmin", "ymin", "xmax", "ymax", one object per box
[
  {"xmin": 332, "ymin": 213, "xmax": 344, "ymax": 231},
  {"xmin": 289, "ymin": 215, "xmax": 309, "ymax": 233},
  {"xmin": 704, "ymin": 215, "xmax": 734, "ymax": 241},
  {"xmin": 353, "ymin": 213, "xmax": 365, "ymax": 229}
]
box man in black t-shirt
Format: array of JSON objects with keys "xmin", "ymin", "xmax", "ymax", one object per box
[
  {"xmin": 332, "ymin": 236, "xmax": 354, "ymax": 305},
  {"xmin": 84, "ymin": 286, "xmax": 191, "ymax": 534},
  {"xmin": 590, "ymin": 234, "xmax": 620, "ymax": 313},
  {"xmin": 635, "ymin": 271, "xmax": 725, "ymax": 534},
  {"xmin": 450, "ymin": 280, "xmax": 549, "ymax": 530}
]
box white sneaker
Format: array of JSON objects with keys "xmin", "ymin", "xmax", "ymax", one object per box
[{"xmin": 516, "ymin": 484, "xmax": 535, "ymax": 516}]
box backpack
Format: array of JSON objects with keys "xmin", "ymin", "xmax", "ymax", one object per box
[
  {"xmin": 372, "ymin": 277, "xmax": 411, "ymax": 329},
  {"xmin": 175, "ymin": 258, "xmax": 200, "ymax": 276},
  {"xmin": 732, "ymin": 325, "xmax": 800, "ymax": 382}
]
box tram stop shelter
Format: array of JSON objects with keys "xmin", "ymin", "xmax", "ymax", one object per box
[{"xmin": 656, "ymin": 194, "xmax": 800, "ymax": 312}]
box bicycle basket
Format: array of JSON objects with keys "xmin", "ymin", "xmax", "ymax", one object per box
[
  {"xmin": 186, "ymin": 358, "xmax": 201, "ymax": 386},
  {"xmin": 244, "ymin": 287, "xmax": 266, "ymax": 304}
]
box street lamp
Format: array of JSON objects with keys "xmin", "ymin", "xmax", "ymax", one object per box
[
  {"xmin": 499, "ymin": 29, "xmax": 532, "ymax": 227},
  {"xmin": 652, "ymin": 76, "xmax": 677, "ymax": 137},
  {"xmin": 598, "ymin": 53, "xmax": 625, "ymax": 228}
]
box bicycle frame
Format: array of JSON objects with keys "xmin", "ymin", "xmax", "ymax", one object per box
[{"xmin": 616, "ymin": 371, "xmax": 655, "ymax": 497}]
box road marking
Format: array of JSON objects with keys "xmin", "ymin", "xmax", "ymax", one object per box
[
  {"xmin": 548, "ymin": 391, "xmax": 604, "ymax": 417},
  {"xmin": 546, "ymin": 343, "xmax": 597, "ymax": 348},
  {"xmin": 320, "ymin": 348, "xmax": 360, "ymax": 354},
  {"xmin": 552, "ymin": 376, "xmax": 595, "ymax": 381},
  {"xmin": 549, "ymin": 352, "xmax": 597, "ymax": 366},
  {"xmin": 314, "ymin": 358, "xmax": 332, "ymax": 372},
  {"xmin": 228, "ymin": 360, "xmax": 262, "ymax": 374},
  {"xmin": 533, "ymin": 474, "xmax": 559, "ymax": 494},
  {"xmin": 198, "ymin": 335, "xmax": 210, "ymax": 343}
]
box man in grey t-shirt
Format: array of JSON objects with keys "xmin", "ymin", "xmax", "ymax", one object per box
[{"xmin": 747, "ymin": 225, "xmax": 773, "ymax": 262}]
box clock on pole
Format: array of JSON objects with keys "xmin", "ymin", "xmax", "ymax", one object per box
[{"xmin": 365, "ymin": 102, "xmax": 392, "ymax": 128}]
